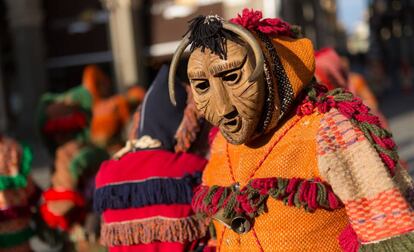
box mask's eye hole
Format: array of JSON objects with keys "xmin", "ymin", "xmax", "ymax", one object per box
[
  {"xmin": 222, "ymin": 70, "xmax": 241, "ymax": 85},
  {"xmin": 193, "ymin": 80, "xmax": 210, "ymax": 93},
  {"xmin": 223, "ymin": 73, "xmax": 238, "ymax": 82}
]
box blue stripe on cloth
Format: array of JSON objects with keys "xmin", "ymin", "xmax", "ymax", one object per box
[{"xmin": 93, "ymin": 172, "xmax": 201, "ymax": 213}]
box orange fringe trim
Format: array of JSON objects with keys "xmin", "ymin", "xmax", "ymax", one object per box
[{"xmin": 100, "ymin": 215, "xmax": 207, "ymax": 246}]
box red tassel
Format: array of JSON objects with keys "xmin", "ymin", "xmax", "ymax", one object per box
[
  {"xmin": 328, "ymin": 190, "xmax": 340, "ymax": 209},
  {"xmin": 286, "ymin": 178, "xmax": 301, "ymax": 193},
  {"xmin": 338, "ymin": 224, "xmax": 359, "ymax": 252},
  {"xmin": 298, "ymin": 180, "xmax": 310, "ymax": 202},
  {"xmin": 307, "ymin": 183, "xmax": 318, "ymax": 210}
]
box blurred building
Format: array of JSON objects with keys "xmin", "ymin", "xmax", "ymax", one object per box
[
  {"xmin": 0, "ymin": 0, "xmax": 346, "ymax": 138},
  {"xmin": 280, "ymin": 0, "xmax": 346, "ymax": 50},
  {"xmin": 129, "ymin": 0, "xmax": 345, "ymax": 81},
  {"xmin": 368, "ymin": 0, "xmax": 414, "ymax": 89},
  {"xmin": 44, "ymin": 0, "xmax": 112, "ymax": 92}
]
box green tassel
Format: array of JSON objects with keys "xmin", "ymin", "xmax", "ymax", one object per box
[
  {"xmin": 217, "ymin": 188, "xmax": 229, "ymax": 207},
  {"xmin": 359, "ymin": 232, "xmax": 414, "ymax": 252}
]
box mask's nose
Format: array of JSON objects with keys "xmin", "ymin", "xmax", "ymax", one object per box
[{"xmin": 212, "ymin": 79, "xmax": 238, "ymax": 119}]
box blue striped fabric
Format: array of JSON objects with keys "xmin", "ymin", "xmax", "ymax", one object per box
[{"xmin": 93, "ymin": 172, "xmax": 201, "ymax": 213}]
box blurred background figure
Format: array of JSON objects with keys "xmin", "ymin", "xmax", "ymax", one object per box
[
  {"xmin": 36, "ymin": 84, "xmax": 109, "ymax": 251},
  {"xmin": 94, "ymin": 65, "xmax": 212, "ymax": 251},
  {"xmin": 0, "ymin": 136, "xmax": 39, "ymax": 252},
  {"xmin": 315, "ymin": 47, "xmax": 389, "ymax": 128}
]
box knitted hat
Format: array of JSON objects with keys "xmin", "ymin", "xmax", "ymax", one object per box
[
  {"xmin": 115, "ymin": 64, "xmax": 207, "ymax": 156},
  {"xmin": 315, "ymin": 47, "xmax": 348, "ymax": 89},
  {"xmin": 37, "ymin": 86, "xmax": 92, "ymax": 153},
  {"xmin": 229, "ymin": 9, "xmax": 315, "ymax": 129}
]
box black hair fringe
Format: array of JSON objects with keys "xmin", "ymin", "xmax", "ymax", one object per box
[{"xmin": 184, "ymin": 15, "xmax": 239, "ymax": 60}]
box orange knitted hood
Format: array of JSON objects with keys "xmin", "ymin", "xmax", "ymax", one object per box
[
  {"xmin": 230, "ymin": 9, "xmax": 315, "ymax": 130},
  {"xmin": 270, "ymin": 36, "xmax": 315, "ymax": 108}
]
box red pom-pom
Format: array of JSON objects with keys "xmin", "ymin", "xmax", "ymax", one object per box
[{"xmin": 230, "ymin": 8, "xmax": 293, "ymax": 37}]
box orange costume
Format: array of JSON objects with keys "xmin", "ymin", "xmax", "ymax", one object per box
[
  {"xmin": 82, "ymin": 65, "xmax": 145, "ymax": 152},
  {"xmin": 178, "ymin": 10, "xmax": 414, "ymax": 252}
]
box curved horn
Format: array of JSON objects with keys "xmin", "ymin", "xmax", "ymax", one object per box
[
  {"xmin": 222, "ymin": 21, "xmax": 264, "ymax": 82},
  {"xmin": 169, "ymin": 34, "xmax": 190, "ymax": 106}
]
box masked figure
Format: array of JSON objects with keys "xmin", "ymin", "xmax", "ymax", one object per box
[
  {"xmin": 94, "ymin": 65, "xmax": 211, "ymax": 252},
  {"xmin": 37, "ymin": 83, "xmax": 109, "ymax": 251},
  {"xmin": 168, "ymin": 9, "xmax": 414, "ymax": 251},
  {"xmin": 0, "ymin": 136, "xmax": 39, "ymax": 252}
]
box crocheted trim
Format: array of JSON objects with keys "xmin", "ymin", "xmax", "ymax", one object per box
[
  {"xmin": 94, "ymin": 172, "xmax": 201, "ymax": 213},
  {"xmin": 0, "ymin": 144, "xmax": 32, "ymax": 191},
  {"xmin": 358, "ymin": 231, "xmax": 414, "ymax": 251},
  {"xmin": 0, "ymin": 227, "xmax": 33, "ymax": 248},
  {"xmin": 297, "ymin": 84, "xmax": 399, "ymax": 176},
  {"xmin": 0, "ymin": 206, "xmax": 31, "ymax": 221},
  {"xmin": 100, "ymin": 215, "xmax": 208, "ymax": 246},
  {"xmin": 192, "ymin": 177, "xmax": 341, "ymax": 219}
]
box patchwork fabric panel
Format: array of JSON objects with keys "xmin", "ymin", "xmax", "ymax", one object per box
[
  {"xmin": 317, "ymin": 110, "xmax": 365, "ymax": 156},
  {"xmin": 346, "ymin": 188, "xmax": 414, "ymax": 242},
  {"xmin": 317, "ymin": 109, "xmax": 414, "ymax": 243}
]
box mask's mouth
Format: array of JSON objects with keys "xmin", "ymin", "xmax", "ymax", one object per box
[
  {"xmin": 222, "ymin": 117, "xmax": 241, "ymax": 133},
  {"xmin": 220, "ymin": 108, "xmax": 242, "ymax": 133}
]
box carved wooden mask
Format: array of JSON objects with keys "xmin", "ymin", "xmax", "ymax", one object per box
[{"xmin": 187, "ymin": 40, "xmax": 265, "ymax": 145}]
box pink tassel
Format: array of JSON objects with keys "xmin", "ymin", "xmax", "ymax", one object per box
[
  {"xmin": 286, "ymin": 178, "xmax": 301, "ymax": 193},
  {"xmin": 371, "ymin": 134, "xmax": 396, "ymax": 149},
  {"xmin": 287, "ymin": 193, "xmax": 295, "ymax": 206},
  {"xmin": 307, "ymin": 183, "xmax": 318, "ymax": 210},
  {"xmin": 299, "ymin": 180, "xmax": 310, "ymax": 202},
  {"xmin": 379, "ymin": 153, "xmax": 396, "ymax": 174},
  {"xmin": 336, "ymin": 102, "xmax": 356, "ymax": 118},
  {"xmin": 355, "ymin": 113, "xmax": 380, "ymax": 125},
  {"xmin": 339, "ymin": 224, "xmax": 359, "ymax": 252},
  {"xmin": 328, "ymin": 190, "xmax": 340, "ymax": 209}
]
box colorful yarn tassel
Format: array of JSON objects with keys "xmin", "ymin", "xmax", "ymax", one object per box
[
  {"xmin": 192, "ymin": 177, "xmax": 342, "ymax": 219},
  {"xmin": 297, "ymin": 84, "xmax": 399, "ymax": 176}
]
